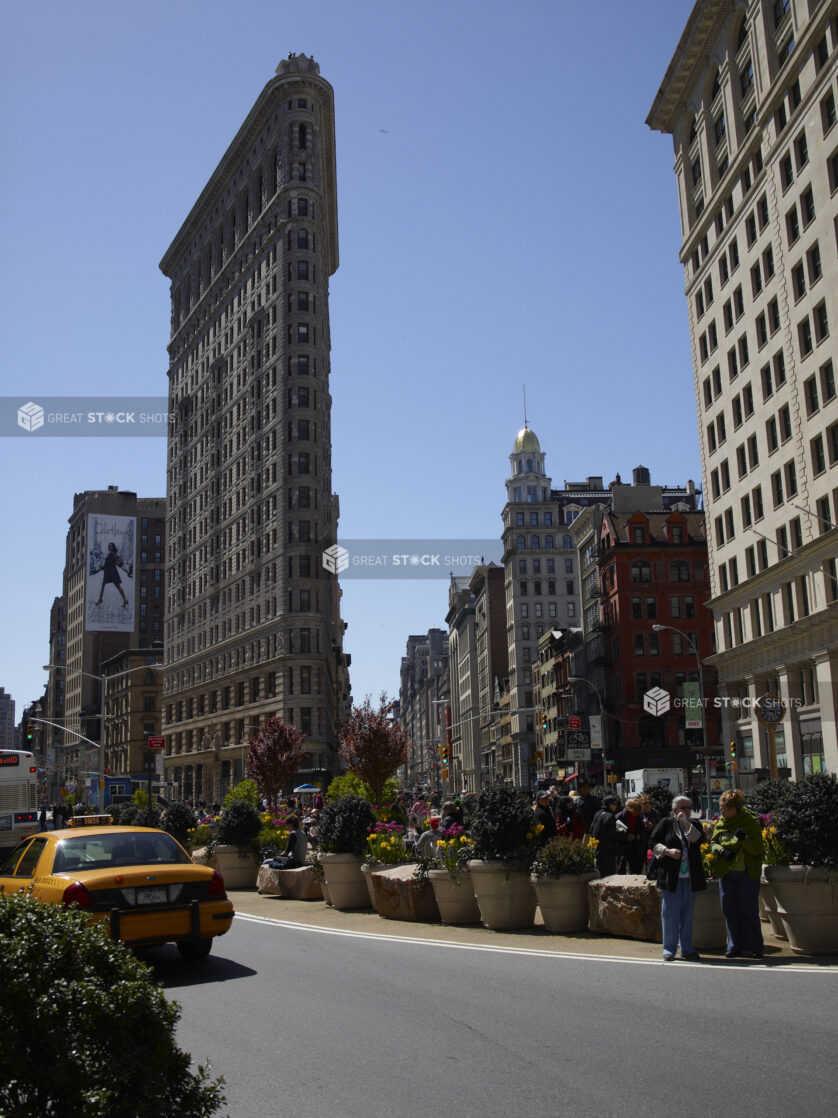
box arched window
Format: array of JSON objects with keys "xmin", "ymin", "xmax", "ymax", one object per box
[
  {"xmin": 544, "ymin": 535, "xmax": 554, "ymax": 549},
  {"xmin": 530, "ymin": 536, "xmax": 539, "ymax": 550},
  {"xmin": 562, "ymin": 535, "xmax": 572, "ymax": 550},
  {"xmin": 517, "ymin": 535, "xmax": 526, "ymax": 550}
]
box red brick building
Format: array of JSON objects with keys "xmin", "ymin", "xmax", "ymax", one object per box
[{"xmin": 597, "ymin": 508, "xmax": 719, "ymax": 772}]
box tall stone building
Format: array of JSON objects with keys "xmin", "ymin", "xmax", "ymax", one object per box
[
  {"xmin": 648, "ymin": 0, "xmax": 838, "ymax": 778},
  {"xmin": 159, "ymin": 55, "xmax": 350, "ymax": 803},
  {"xmin": 50, "ymin": 487, "xmax": 166, "ymax": 797},
  {"xmin": 0, "ymin": 687, "xmax": 15, "ymax": 749},
  {"xmin": 398, "ymin": 629, "xmax": 449, "ymax": 792}
]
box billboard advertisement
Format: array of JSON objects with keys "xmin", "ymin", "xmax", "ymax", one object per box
[{"xmin": 85, "ymin": 514, "xmax": 136, "ymax": 632}]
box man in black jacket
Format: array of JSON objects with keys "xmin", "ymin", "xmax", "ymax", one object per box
[
  {"xmin": 574, "ymin": 781, "xmax": 601, "ymax": 833},
  {"xmin": 533, "ymin": 790, "xmax": 558, "ymax": 847},
  {"xmin": 590, "ymin": 795, "xmax": 625, "ymax": 877}
]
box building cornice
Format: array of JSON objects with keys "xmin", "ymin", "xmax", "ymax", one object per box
[
  {"xmin": 646, "ymin": 0, "xmax": 735, "ymax": 135},
  {"xmin": 708, "ymin": 528, "xmax": 838, "ymax": 612}
]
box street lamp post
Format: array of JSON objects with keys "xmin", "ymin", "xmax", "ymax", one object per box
[
  {"xmin": 651, "ymin": 623, "xmax": 711, "ymax": 815},
  {"xmin": 567, "ymin": 677, "xmax": 609, "ymax": 786}
]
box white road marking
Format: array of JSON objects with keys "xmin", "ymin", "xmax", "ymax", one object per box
[{"xmin": 232, "ymin": 913, "xmax": 834, "ymax": 973}]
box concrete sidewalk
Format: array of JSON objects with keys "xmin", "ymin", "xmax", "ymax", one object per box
[{"xmin": 226, "ymin": 888, "xmax": 836, "ymax": 965}]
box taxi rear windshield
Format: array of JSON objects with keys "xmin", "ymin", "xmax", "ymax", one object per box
[{"xmin": 52, "ymin": 832, "xmax": 192, "ymax": 873}]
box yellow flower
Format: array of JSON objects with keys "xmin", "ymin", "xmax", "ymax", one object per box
[{"xmin": 526, "ymin": 832, "xmax": 533, "ymax": 840}]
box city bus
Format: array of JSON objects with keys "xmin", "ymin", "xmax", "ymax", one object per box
[{"xmin": 0, "ymin": 750, "xmax": 40, "ymax": 850}]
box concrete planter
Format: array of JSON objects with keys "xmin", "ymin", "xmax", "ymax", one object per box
[
  {"xmin": 759, "ymin": 870, "xmax": 788, "ymax": 940},
  {"xmin": 428, "ymin": 868, "xmax": 481, "ymax": 925},
  {"xmin": 361, "ymin": 862, "xmax": 387, "ymax": 907},
  {"xmin": 531, "ymin": 872, "xmax": 598, "ymax": 934},
  {"xmin": 213, "ymin": 846, "xmax": 259, "ymax": 889},
  {"xmin": 763, "ymin": 864, "xmax": 838, "ymax": 955},
  {"xmin": 319, "ymin": 853, "xmax": 370, "ymax": 910},
  {"xmin": 468, "ymin": 860, "xmax": 537, "ymax": 931},
  {"xmin": 370, "ymin": 864, "xmax": 440, "ymax": 922},
  {"xmin": 691, "ymin": 880, "xmax": 727, "ymax": 949}
]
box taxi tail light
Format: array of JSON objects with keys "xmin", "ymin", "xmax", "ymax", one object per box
[
  {"xmin": 62, "ymin": 881, "xmax": 96, "ymax": 909},
  {"xmin": 207, "ymin": 870, "xmax": 227, "ymax": 899}
]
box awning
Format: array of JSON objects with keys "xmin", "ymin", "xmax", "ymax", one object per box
[{"xmin": 563, "ymin": 772, "xmax": 578, "ymax": 783}]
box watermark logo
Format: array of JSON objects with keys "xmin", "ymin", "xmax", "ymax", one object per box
[
  {"xmin": 322, "ymin": 544, "xmax": 349, "ymax": 574},
  {"xmin": 17, "ymin": 401, "xmax": 44, "ymax": 432},
  {"xmin": 643, "ymin": 687, "xmax": 671, "ymax": 716}
]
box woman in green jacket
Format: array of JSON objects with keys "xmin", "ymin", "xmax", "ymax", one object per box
[{"xmin": 710, "ymin": 788, "xmax": 765, "ymax": 958}]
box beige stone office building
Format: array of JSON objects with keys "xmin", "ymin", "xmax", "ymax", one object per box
[
  {"xmin": 159, "ymin": 56, "xmax": 350, "ymax": 803},
  {"xmin": 648, "ymin": 0, "xmax": 838, "ymax": 778}
]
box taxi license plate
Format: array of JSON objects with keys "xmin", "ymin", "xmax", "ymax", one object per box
[{"xmin": 136, "ymin": 886, "xmax": 167, "ymax": 905}]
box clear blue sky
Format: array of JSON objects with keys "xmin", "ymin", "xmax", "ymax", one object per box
[{"xmin": 0, "ymin": 0, "xmax": 699, "ymax": 718}]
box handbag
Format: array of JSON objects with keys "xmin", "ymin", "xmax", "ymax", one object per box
[{"xmin": 645, "ymin": 850, "xmax": 660, "ymax": 882}]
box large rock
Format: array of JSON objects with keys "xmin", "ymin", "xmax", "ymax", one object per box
[
  {"xmin": 370, "ymin": 864, "xmax": 440, "ymax": 923},
  {"xmin": 587, "ymin": 875, "xmax": 662, "ymax": 941},
  {"xmin": 257, "ymin": 864, "xmax": 323, "ymax": 900}
]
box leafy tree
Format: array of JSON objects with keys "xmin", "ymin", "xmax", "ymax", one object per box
[
  {"xmin": 223, "ymin": 778, "xmax": 260, "ymax": 809},
  {"xmin": 326, "ymin": 772, "xmax": 399, "ymax": 804},
  {"xmin": 0, "ymin": 893, "xmax": 224, "ymax": 1117},
  {"xmin": 247, "ymin": 717, "xmax": 306, "ymax": 809},
  {"xmin": 338, "ymin": 694, "xmax": 408, "ymax": 806}
]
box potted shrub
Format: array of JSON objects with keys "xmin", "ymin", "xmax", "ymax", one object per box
[
  {"xmin": 428, "ymin": 825, "xmax": 480, "ymax": 925},
  {"xmin": 212, "ymin": 800, "xmax": 262, "ymax": 888},
  {"xmin": 467, "ymin": 786, "xmax": 541, "ymax": 930},
  {"xmin": 764, "ymin": 773, "xmax": 838, "ymax": 954},
  {"xmin": 317, "ymin": 795, "xmax": 376, "ymax": 910},
  {"xmin": 161, "ymin": 802, "xmax": 197, "ymax": 850},
  {"xmin": 530, "ymin": 836, "xmax": 598, "ymax": 933}
]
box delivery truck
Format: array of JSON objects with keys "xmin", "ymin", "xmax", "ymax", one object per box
[{"xmin": 622, "ymin": 768, "xmax": 688, "ymax": 798}]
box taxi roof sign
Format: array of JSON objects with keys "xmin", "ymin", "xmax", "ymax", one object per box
[{"xmin": 67, "ymin": 814, "xmax": 114, "ymax": 827}]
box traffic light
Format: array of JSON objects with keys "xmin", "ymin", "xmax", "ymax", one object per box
[
  {"xmin": 24, "ymin": 723, "xmax": 34, "ymax": 743},
  {"xmin": 729, "ymin": 741, "xmax": 737, "ymax": 761},
  {"xmin": 541, "ymin": 712, "xmax": 548, "ymax": 732}
]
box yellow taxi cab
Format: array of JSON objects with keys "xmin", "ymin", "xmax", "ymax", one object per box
[{"xmin": 0, "ymin": 818, "xmax": 234, "ymax": 961}]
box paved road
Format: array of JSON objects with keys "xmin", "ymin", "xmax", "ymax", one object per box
[{"xmin": 145, "ymin": 912, "xmax": 838, "ymax": 1118}]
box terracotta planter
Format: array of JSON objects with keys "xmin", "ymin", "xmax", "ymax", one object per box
[
  {"xmin": 428, "ymin": 868, "xmax": 481, "ymax": 925},
  {"xmin": 212, "ymin": 846, "xmax": 259, "ymax": 889},
  {"xmin": 468, "ymin": 860, "xmax": 537, "ymax": 930},
  {"xmin": 319, "ymin": 853, "xmax": 370, "ymax": 910},
  {"xmin": 531, "ymin": 872, "xmax": 598, "ymax": 933},
  {"xmin": 763, "ymin": 864, "xmax": 838, "ymax": 955},
  {"xmin": 690, "ymin": 880, "xmax": 727, "ymax": 950},
  {"xmin": 759, "ymin": 870, "xmax": 788, "ymax": 940}
]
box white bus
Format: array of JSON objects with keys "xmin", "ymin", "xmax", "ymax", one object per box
[{"xmin": 0, "ymin": 750, "xmax": 39, "ymax": 849}]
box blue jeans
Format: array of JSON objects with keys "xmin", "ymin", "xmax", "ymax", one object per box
[
  {"xmin": 660, "ymin": 876, "xmax": 697, "ymax": 957},
  {"xmin": 719, "ymin": 871, "xmax": 763, "ymax": 953}
]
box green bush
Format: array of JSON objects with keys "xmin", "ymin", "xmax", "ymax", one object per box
[
  {"xmin": 223, "ymin": 778, "xmax": 260, "ymax": 809},
  {"xmin": 318, "ymin": 795, "xmax": 375, "ymax": 855},
  {"xmin": 215, "ymin": 799, "xmax": 262, "ymax": 852},
  {"xmin": 0, "ymin": 893, "xmax": 224, "ymax": 1117},
  {"xmin": 468, "ymin": 785, "xmax": 541, "ymax": 865},
  {"xmin": 162, "ymin": 802, "xmax": 197, "ymax": 848},
  {"xmin": 772, "ymin": 773, "xmax": 838, "ymax": 868},
  {"xmin": 531, "ymin": 835, "xmax": 597, "ymax": 879},
  {"xmin": 746, "ymin": 778, "xmax": 794, "ymax": 816}
]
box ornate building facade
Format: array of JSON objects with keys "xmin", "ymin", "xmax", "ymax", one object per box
[{"xmin": 159, "ymin": 55, "xmax": 350, "ymax": 802}]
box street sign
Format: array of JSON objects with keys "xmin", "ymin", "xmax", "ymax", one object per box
[
  {"xmin": 566, "ymin": 730, "xmax": 591, "ymax": 761},
  {"xmin": 568, "ymin": 715, "xmax": 581, "ymax": 730},
  {"xmin": 148, "ymin": 736, "xmax": 165, "ymax": 749},
  {"xmin": 589, "ymin": 716, "xmax": 602, "ymax": 748}
]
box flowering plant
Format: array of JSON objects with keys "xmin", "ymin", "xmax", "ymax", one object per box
[
  {"xmin": 433, "ymin": 825, "xmax": 475, "ymax": 877},
  {"xmin": 760, "ymin": 814, "xmax": 791, "ymax": 866},
  {"xmin": 363, "ymin": 822, "xmax": 410, "ymax": 866}
]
